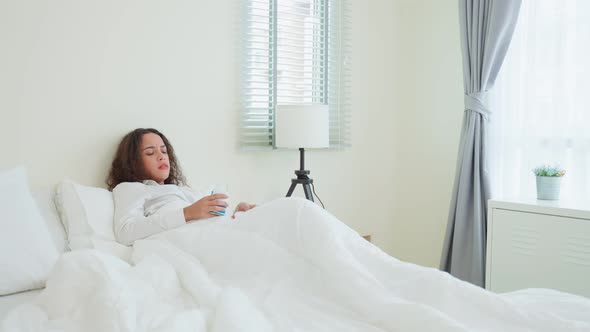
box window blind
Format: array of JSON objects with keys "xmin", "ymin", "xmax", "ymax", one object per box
[{"xmin": 241, "ymin": 0, "xmax": 351, "ymax": 149}]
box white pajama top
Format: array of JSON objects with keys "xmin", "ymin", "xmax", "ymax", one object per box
[{"xmin": 112, "ymin": 180, "xmax": 205, "ymax": 245}]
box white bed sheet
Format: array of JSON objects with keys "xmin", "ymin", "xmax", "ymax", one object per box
[{"xmin": 0, "ymin": 289, "xmax": 41, "ymax": 320}]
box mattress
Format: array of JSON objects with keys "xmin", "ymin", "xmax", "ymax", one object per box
[{"xmin": 0, "ymin": 289, "xmax": 41, "ymax": 320}]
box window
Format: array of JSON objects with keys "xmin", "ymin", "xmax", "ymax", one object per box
[
  {"xmin": 490, "ymin": 0, "xmax": 590, "ymax": 200},
  {"xmin": 241, "ymin": 0, "xmax": 351, "ymax": 149}
]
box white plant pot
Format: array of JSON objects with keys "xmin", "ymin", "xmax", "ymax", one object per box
[{"xmin": 536, "ymin": 176, "xmax": 562, "ymax": 200}]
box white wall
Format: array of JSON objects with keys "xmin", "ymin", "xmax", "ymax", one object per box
[
  {"xmin": 0, "ymin": 0, "xmax": 463, "ymax": 267},
  {"xmin": 390, "ymin": 0, "xmax": 464, "ymax": 266}
]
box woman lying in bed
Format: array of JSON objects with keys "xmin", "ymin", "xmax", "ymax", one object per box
[{"xmin": 106, "ymin": 128, "xmax": 257, "ymax": 246}]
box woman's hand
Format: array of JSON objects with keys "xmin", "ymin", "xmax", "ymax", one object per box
[
  {"xmin": 232, "ymin": 202, "xmax": 256, "ymax": 219},
  {"xmin": 183, "ymin": 193, "xmax": 229, "ymax": 222}
]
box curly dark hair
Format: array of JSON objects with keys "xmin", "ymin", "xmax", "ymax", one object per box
[{"xmin": 106, "ymin": 128, "xmax": 186, "ymax": 190}]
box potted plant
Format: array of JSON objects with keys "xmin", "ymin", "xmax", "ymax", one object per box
[{"xmin": 533, "ymin": 165, "xmax": 566, "ymax": 200}]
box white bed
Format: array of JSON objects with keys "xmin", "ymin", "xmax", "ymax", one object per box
[
  {"xmin": 0, "ymin": 290, "xmax": 41, "ymax": 319},
  {"xmin": 1, "ymin": 172, "xmax": 590, "ymax": 331}
]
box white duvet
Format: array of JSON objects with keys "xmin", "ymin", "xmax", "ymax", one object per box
[{"xmin": 3, "ymin": 198, "xmax": 590, "ymax": 332}]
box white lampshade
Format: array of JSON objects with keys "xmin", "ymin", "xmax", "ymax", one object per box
[{"xmin": 275, "ymin": 104, "xmax": 329, "ymax": 148}]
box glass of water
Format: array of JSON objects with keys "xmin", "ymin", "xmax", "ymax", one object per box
[{"xmin": 210, "ymin": 184, "xmax": 229, "ymax": 216}]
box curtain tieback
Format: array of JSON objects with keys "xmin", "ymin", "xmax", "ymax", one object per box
[{"xmin": 464, "ymin": 92, "xmax": 490, "ymax": 118}]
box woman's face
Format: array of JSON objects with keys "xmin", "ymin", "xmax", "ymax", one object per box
[{"xmin": 140, "ymin": 133, "xmax": 170, "ymax": 184}]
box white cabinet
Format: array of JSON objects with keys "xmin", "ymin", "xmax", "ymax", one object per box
[{"xmin": 486, "ymin": 199, "xmax": 590, "ymax": 298}]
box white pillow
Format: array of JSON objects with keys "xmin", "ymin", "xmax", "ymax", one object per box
[
  {"xmin": 0, "ymin": 167, "xmax": 59, "ymax": 295},
  {"xmin": 55, "ymin": 180, "xmax": 131, "ymax": 261},
  {"xmin": 32, "ymin": 190, "xmax": 68, "ymax": 254}
]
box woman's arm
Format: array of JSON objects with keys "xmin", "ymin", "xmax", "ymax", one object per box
[
  {"xmin": 116, "ymin": 208, "xmax": 186, "ymax": 246},
  {"xmin": 113, "ymin": 183, "xmax": 186, "ymax": 246},
  {"xmin": 113, "ymin": 183, "xmax": 229, "ymax": 245}
]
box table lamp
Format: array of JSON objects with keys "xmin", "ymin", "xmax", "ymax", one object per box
[{"xmin": 275, "ymin": 104, "xmax": 329, "ymax": 202}]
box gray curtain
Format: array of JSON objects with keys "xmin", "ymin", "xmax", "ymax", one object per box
[{"xmin": 440, "ymin": 0, "xmax": 522, "ymax": 287}]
